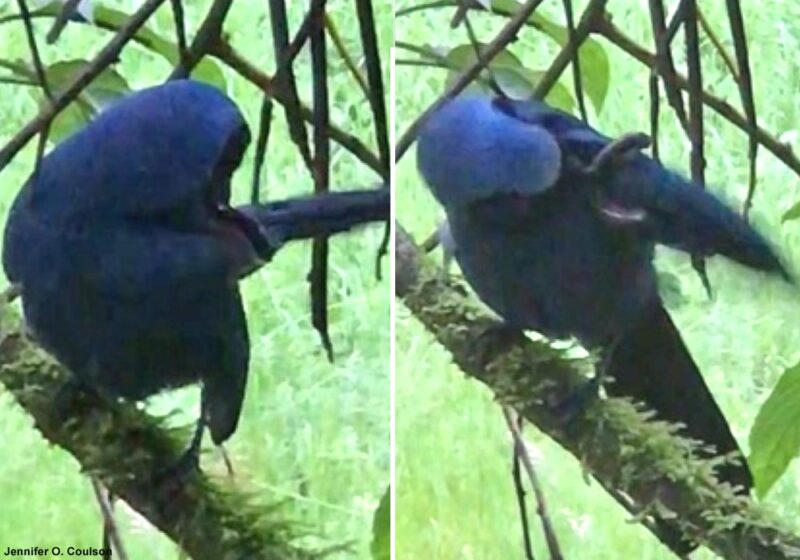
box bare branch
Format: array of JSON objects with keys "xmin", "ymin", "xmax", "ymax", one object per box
[
  {"xmin": 91, "ymin": 479, "xmax": 129, "ymax": 560},
  {"xmin": 250, "ymin": 97, "xmax": 274, "ymax": 204},
  {"xmin": 169, "ymin": 0, "xmax": 189, "ymax": 69},
  {"xmin": 210, "ymin": 39, "xmax": 383, "ymax": 175},
  {"xmin": 45, "ymin": 0, "xmax": 82, "ymax": 43},
  {"xmin": 395, "ymin": 0, "xmax": 548, "ymax": 162},
  {"xmin": 591, "ymin": 15, "xmax": 800, "ymax": 179},
  {"xmin": 169, "ymin": 0, "xmax": 233, "ymax": 79},
  {"xmin": 309, "ymin": 1, "xmax": 333, "ymax": 362},
  {"xmin": 561, "ymin": 0, "xmax": 587, "ymax": 121},
  {"xmin": 0, "ymin": 0, "xmax": 168, "ymax": 174},
  {"xmin": 355, "ymin": 0, "xmax": 391, "ymax": 180},
  {"xmin": 725, "ymin": 0, "xmax": 759, "ymax": 219},
  {"xmin": 502, "ymin": 407, "xmax": 563, "ymax": 560}
]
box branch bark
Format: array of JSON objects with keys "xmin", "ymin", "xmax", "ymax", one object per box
[
  {"xmin": 0, "ymin": 322, "xmax": 317, "ymax": 560},
  {"xmin": 395, "ymin": 223, "xmax": 800, "ymax": 560}
]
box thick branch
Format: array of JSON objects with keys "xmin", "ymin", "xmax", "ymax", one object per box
[
  {"xmin": 395, "ymin": 224, "xmax": 800, "ymax": 560},
  {"xmin": 0, "ymin": 325, "xmax": 316, "ymax": 559}
]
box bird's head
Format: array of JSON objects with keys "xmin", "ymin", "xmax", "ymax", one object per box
[{"xmin": 416, "ymin": 95, "xmax": 562, "ymax": 209}]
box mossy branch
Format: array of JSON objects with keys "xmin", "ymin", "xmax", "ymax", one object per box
[
  {"xmin": 395, "ymin": 223, "xmax": 800, "ymax": 560},
  {"xmin": 0, "ymin": 315, "xmax": 319, "ymax": 560}
]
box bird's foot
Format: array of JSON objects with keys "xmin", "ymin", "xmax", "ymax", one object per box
[
  {"xmin": 52, "ymin": 377, "xmax": 103, "ymax": 423},
  {"xmin": 152, "ymin": 418, "xmax": 205, "ymax": 490},
  {"xmin": 553, "ymin": 374, "xmax": 603, "ymax": 425},
  {"xmin": 475, "ymin": 321, "xmax": 527, "ymax": 369}
]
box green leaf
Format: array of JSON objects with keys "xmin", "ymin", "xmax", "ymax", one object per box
[
  {"xmin": 443, "ymin": 43, "xmax": 575, "ymax": 111},
  {"xmin": 528, "ymin": 71, "xmax": 575, "ymax": 112},
  {"xmin": 748, "ymin": 361, "xmax": 800, "ymax": 498},
  {"xmin": 445, "ymin": 42, "xmax": 525, "ymax": 72},
  {"xmin": 12, "ymin": 2, "xmax": 226, "ymax": 90},
  {"xmin": 488, "ymin": 0, "xmax": 610, "ymax": 113},
  {"xmin": 27, "ymin": 59, "xmax": 131, "ymax": 142},
  {"xmin": 370, "ymin": 486, "xmax": 390, "ymax": 560},
  {"xmin": 92, "ymin": 6, "xmax": 226, "ymax": 89},
  {"xmin": 783, "ymin": 200, "xmax": 800, "ymax": 222}
]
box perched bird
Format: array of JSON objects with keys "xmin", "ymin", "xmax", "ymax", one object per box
[
  {"xmin": 417, "ymin": 95, "xmax": 789, "ymax": 499},
  {"xmin": 3, "ymin": 80, "xmax": 388, "ymax": 469}
]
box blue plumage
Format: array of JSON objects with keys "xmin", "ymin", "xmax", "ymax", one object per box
[
  {"xmin": 3, "ymin": 80, "xmax": 388, "ymax": 456},
  {"xmin": 417, "ymin": 94, "xmax": 789, "ymax": 500}
]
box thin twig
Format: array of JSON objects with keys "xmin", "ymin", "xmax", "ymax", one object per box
[
  {"xmin": 276, "ymin": 0, "xmax": 327, "ymax": 77},
  {"xmin": 90, "ymin": 479, "xmax": 129, "ymax": 560},
  {"xmin": 533, "ymin": 0, "xmax": 607, "ymax": 100},
  {"xmin": 268, "ymin": 0, "xmax": 315, "ymax": 175},
  {"xmin": 309, "ymin": 0, "xmax": 334, "ymax": 362},
  {"xmin": 355, "ymin": 0, "xmax": 390, "ymax": 180},
  {"xmin": 450, "ymin": 0, "xmax": 469, "ymax": 28},
  {"xmin": 169, "ymin": 0, "xmax": 189, "ymax": 70},
  {"xmin": 502, "ymin": 407, "xmax": 563, "ymax": 560},
  {"xmin": 562, "ymin": 0, "xmax": 587, "ymax": 121},
  {"xmin": 0, "ymin": 75, "xmax": 37, "ymax": 86},
  {"xmin": 353, "ymin": 0, "xmax": 391, "ymax": 277},
  {"xmin": 510, "ymin": 418, "xmax": 536, "ymax": 560},
  {"xmin": 250, "ymin": 97, "xmax": 274, "ymax": 204},
  {"xmin": 0, "ymin": 0, "xmax": 168, "ymax": 174},
  {"xmin": 649, "ymin": 70, "xmax": 660, "ymax": 160},
  {"xmin": 324, "ymin": 14, "xmax": 370, "ymax": 99},
  {"xmin": 45, "ymin": 0, "xmax": 81, "ymax": 43},
  {"xmin": 16, "ymin": 0, "xmax": 53, "ymax": 176},
  {"xmin": 211, "ymin": 39, "xmax": 383, "ymax": 174},
  {"xmin": 648, "ymin": 0, "xmax": 688, "ymax": 131},
  {"xmin": 664, "ymin": 0, "xmax": 691, "ymax": 43},
  {"xmin": 697, "ymin": 8, "xmax": 739, "ymax": 80},
  {"xmin": 169, "ymin": 0, "xmax": 233, "ymax": 80},
  {"xmin": 396, "ymin": 0, "xmax": 548, "ymax": 161},
  {"xmin": 683, "ymin": 0, "xmax": 712, "ymax": 297},
  {"xmin": 461, "ymin": 13, "xmax": 503, "ymax": 97},
  {"xmin": 590, "ymin": 15, "xmax": 800, "ymax": 178},
  {"xmin": 725, "ymin": 0, "xmax": 759, "ymax": 219}
]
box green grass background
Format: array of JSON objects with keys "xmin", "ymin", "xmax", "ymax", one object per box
[
  {"xmin": 395, "ymin": 1, "xmax": 800, "ymax": 558},
  {"xmin": 0, "ymin": 1, "xmax": 390, "ymax": 557}
]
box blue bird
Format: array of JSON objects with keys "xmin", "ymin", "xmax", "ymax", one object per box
[
  {"xmin": 417, "ymin": 95, "xmax": 789, "ymax": 499},
  {"xmin": 3, "ymin": 80, "xmax": 387, "ymax": 471}
]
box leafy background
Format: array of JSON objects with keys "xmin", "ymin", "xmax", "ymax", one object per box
[
  {"xmin": 395, "ymin": 0, "xmax": 800, "ymax": 558},
  {"xmin": 0, "ymin": 0, "xmax": 391, "ymax": 557}
]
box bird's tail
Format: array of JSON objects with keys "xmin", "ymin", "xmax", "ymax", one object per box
[
  {"xmin": 237, "ymin": 188, "xmax": 388, "ymax": 247},
  {"xmin": 606, "ymin": 303, "xmax": 752, "ymax": 492}
]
